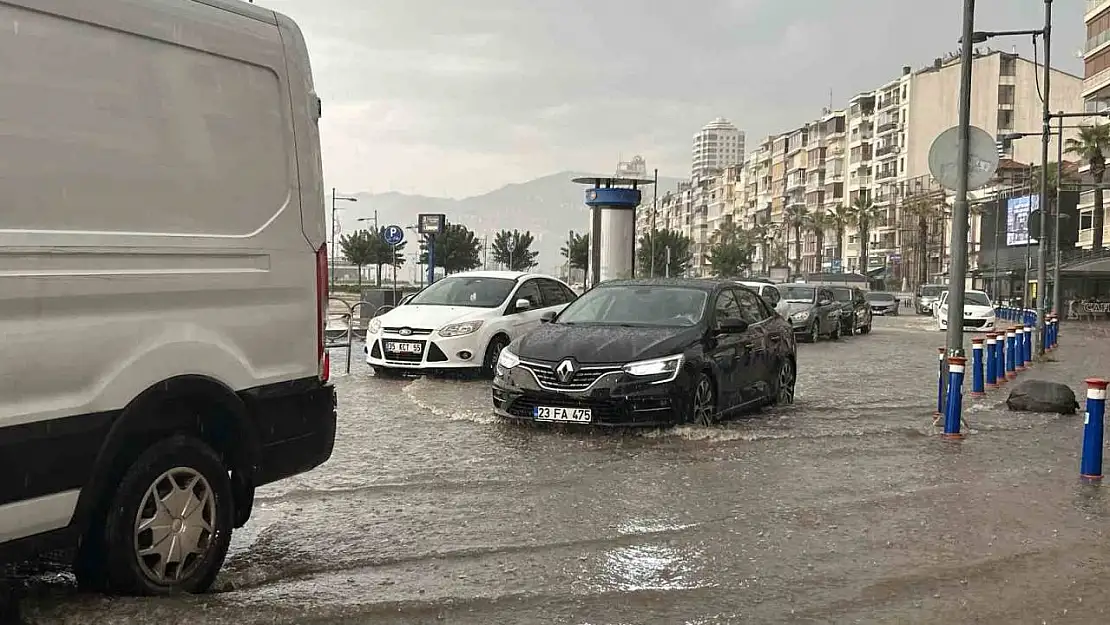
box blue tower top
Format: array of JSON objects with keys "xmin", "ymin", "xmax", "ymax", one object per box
[{"xmin": 571, "ymin": 175, "xmax": 655, "ymax": 209}]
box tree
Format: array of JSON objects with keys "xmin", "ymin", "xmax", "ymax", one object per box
[
  {"xmin": 783, "ymin": 205, "xmax": 808, "ymax": 275},
  {"xmin": 560, "ymin": 231, "xmax": 589, "ymax": 270},
  {"xmin": 804, "ymin": 210, "xmax": 834, "ymax": 274},
  {"xmin": 848, "ymin": 192, "xmax": 880, "ymax": 274},
  {"xmin": 903, "ymin": 192, "xmax": 947, "ymax": 288},
  {"xmin": 828, "ymin": 203, "xmax": 853, "ymax": 264},
  {"xmin": 637, "ymin": 229, "xmax": 692, "ymax": 277},
  {"xmin": 339, "ymin": 230, "xmax": 376, "ymax": 290},
  {"xmin": 367, "ymin": 226, "xmax": 407, "ymax": 287},
  {"xmin": 1066, "ymin": 125, "xmax": 1110, "ymax": 250},
  {"xmin": 420, "ymin": 222, "xmax": 482, "ymax": 275},
  {"xmin": 491, "ymin": 229, "xmax": 539, "ymax": 271},
  {"xmin": 706, "ymin": 222, "xmax": 755, "ymax": 277}
]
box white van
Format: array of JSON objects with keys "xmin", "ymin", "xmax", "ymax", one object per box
[{"xmin": 0, "ymin": 0, "xmax": 336, "ymax": 595}]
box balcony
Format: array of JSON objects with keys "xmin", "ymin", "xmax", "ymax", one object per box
[
  {"xmin": 878, "ymin": 96, "xmax": 901, "ymax": 111},
  {"xmin": 875, "ymin": 168, "xmax": 897, "ymax": 181},
  {"xmin": 875, "ymin": 144, "xmax": 899, "ymax": 158},
  {"xmin": 876, "ymin": 121, "xmax": 898, "ymax": 134}
]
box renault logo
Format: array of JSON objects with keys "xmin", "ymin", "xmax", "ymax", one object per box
[
  {"xmin": 399, "ymin": 327, "xmax": 413, "ymax": 336},
  {"xmin": 555, "ymin": 358, "xmax": 578, "ymax": 383}
]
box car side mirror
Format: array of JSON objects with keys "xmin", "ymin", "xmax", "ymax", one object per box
[
  {"xmin": 515, "ymin": 298, "xmax": 532, "ymax": 311},
  {"xmin": 716, "ymin": 318, "xmax": 749, "ymax": 334},
  {"xmin": 540, "ymin": 310, "xmax": 556, "ymax": 323}
]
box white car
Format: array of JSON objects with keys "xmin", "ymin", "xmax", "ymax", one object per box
[
  {"xmin": 735, "ymin": 281, "xmax": 790, "ymax": 317},
  {"xmin": 367, "ymin": 271, "xmax": 576, "ymax": 375},
  {"xmin": 936, "ymin": 289, "xmax": 997, "ymax": 332}
]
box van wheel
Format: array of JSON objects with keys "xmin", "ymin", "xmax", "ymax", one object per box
[{"xmin": 99, "ymin": 435, "xmax": 234, "ymax": 595}]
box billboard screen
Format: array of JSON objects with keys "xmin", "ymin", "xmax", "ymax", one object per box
[{"xmin": 1006, "ymin": 195, "xmax": 1039, "ymax": 246}]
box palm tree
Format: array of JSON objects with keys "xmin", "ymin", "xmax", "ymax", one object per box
[
  {"xmin": 804, "ymin": 210, "xmax": 834, "ymax": 274},
  {"xmin": 783, "ymin": 204, "xmax": 808, "ymax": 275},
  {"xmin": 902, "ymin": 193, "xmax": 946, "ymax": 289},
  {"xmin": 1065, "ymin": 124, "xmax": 1110, "ymax": 250},
  {"xmin": 828, "ymin": 203, "xmax": 853, "ymax": 264},
  {"xmin": 847, "ymin": 192, "xmax": 880, "ymax": 274}
]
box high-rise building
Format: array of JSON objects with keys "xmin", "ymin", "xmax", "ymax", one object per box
[
  {"xmin": 692, "ymin": 117, "xmax": 745, "ymax": 178},
  {"xmin": 1081, "ymin": 1, "xmax": 1110, "ymax": 248}
]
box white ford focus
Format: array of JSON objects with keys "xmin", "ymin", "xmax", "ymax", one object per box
[
  {"xmin": 366, "ymin": 271, "xmax": 577, "ymax": 375},
  {"xmin": 936, "ymin": 289, "xmax": 997, "ymax": 332}
]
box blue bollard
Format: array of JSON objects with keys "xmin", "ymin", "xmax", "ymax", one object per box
[
  {"xmin": 935, "ymin": 347, "xmax": 946, "ymax": 417},
  {"xmin": 943, "ymin": 356, "xmax": 966, "ymax": 439},
  {"xmin": 1023, "ymin": 324, "xmax": 1033, "ymax": 366},
  {"xmin": 985, "ymin": 333, "xmax": 998, "ymax": 388},
  {"xmin": 1005, "ymin": 328, "xmax": 1017, "ymax": 379},
  {"xmin": 1014, "ymin": 327, "xmax": 1026, "ymax": 371},
  {"xmin": 970, "ymin": 338, "xmax": 985, "ymax": 397},
  {"xmin": 1050, "ymin": 315, "xmax": 1058, "ymax": 350},
  {"xmin": 995, "ymin": 329, "xmax": 1007, "ymax": 385},
  {"xmin": 1081, "ymin": 378, "xmax": 1108, "ymax": 481}
]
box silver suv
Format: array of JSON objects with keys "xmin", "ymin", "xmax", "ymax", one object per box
[{"xmin": 916, "ymin": 284, "xmax": 944, "ymax": 315}]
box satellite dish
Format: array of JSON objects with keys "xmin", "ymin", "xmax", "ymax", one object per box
[{"xmin": 928, "ymin": 125, "xmax": 999, "ymax": 192}]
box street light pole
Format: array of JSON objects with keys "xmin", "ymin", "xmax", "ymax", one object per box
[
  {"xmin": 1035, "ymin": 0, "xmax": 1052, "ymax": 355},
  {"xmin": 330, "ymin": 188, "xmax": 358, "ymax": 291},
  {"xmin": 945, "ymin": 0, "xmax": 976, "ymax": 358},
  {"xmin": 1053, "ymin": 113, "xmax": 1063, "ymax": 318}
]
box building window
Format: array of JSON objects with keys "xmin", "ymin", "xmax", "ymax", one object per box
[
  {"xmin": 998, "ymin": 84, "xmax": 1015, "ymax": 105},
  {"xmin": 998, "ymin": 109, "xmax": 1014, "ymax": 130},
  {"xmin": 1081, "ymin": 210, "xmax": 1094, "ymax": 231},
  {"xmin": 899, "ymin": 158, "xmax": 905, "ymax": 174},
  {"xmin": 1000, "ymin": 55, "xmax": 1017, "ymax": 76}
]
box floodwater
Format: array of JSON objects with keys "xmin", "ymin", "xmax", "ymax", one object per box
[{"xmin": 11, "ymin": 313, "xmax": 1110, "ymax": 624}]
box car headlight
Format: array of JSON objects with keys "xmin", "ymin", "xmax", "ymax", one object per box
[
  {"xmin": 368, "ymin": 318, "xmax": 382, "ymax": 334},
  {"xmin": 623, "ymin": 354, "xmax": 684, "ymax": 382},
  {"xmin": 438, "ymin": 320, "xmax": 483, "ymax": 337},
  {"xmin": 497, "ymin": 347, "xmax": 520, "ymax": 370},
  {"xmin": 790, "ymin": 311, "xmax": 810, "ymax": 321}
]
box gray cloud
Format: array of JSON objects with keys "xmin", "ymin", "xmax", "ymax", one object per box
[{"xmin": 258, "ymin": 0, "xmax": 1085, "ymax": 197}]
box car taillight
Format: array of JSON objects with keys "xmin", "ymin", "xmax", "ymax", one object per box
[{"xmin": 316, "ymin": 244, "xmax": 329, "ymax": 382}]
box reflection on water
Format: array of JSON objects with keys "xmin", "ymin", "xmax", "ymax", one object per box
[{"xmin": 598, "ymin": 543, "xmax": 705, "ymax": 592}]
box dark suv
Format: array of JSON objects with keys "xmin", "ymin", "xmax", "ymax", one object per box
[{"xmin": 830, "ymin": 286, "xmax": 873, "ymax": 336}]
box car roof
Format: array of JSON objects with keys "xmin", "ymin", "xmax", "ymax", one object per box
[
  {"xmin": 443, "ymin": 270, "xmax": 563, "ymax": 282},
  {"xmin": 735, "ymin": 281, "xmax": 777, "ymax": 289},
  {"xmin": 599, "ymin": 278, "xmax": 729, "ymax": 292}
]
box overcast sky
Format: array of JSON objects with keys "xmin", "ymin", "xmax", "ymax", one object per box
[{"xmin": 258, "ymin": 0, "xmax": 1085, "ymax": 199}]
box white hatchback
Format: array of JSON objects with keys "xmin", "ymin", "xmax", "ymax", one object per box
[
  {"xmin": 367, "ymin": 271, "xmax": 576, "ymax": 375},
  {"xmin": 936, "ymin": 289, "xmax": 997, "ymax": 332}
]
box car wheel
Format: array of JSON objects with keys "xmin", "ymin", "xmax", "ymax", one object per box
[
  {"xmin": 829, "ymin": 323, "xmax": 840, "ymax": 340},
  {"xmin": 482, "ymin": 335, "xmax": 510, "ymax": 377},
  {"xmin": 769, "ymin": 358, "xmax": 796, "ymax": 406},
  {"xmin": 688, "ymin": 372, "xmax": 716, "ymax": 426},
  {"xmin": 858, "ymin": 323, "xmax": 871, "ymax": 335},
  {"xmin": 97, "ymin": 435, "xmax": 233, "ymax": 595},
  {"xmin": 804, "ymin": 323, "xmax": 819, "ymax": 343}
]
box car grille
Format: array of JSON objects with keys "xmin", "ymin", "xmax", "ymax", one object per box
[
  {"xmin": 521, "ymin": 363, "xmax": 623, "ymax": 391},
  {"xmin": 383, "ymin": 327, "xmax": 434, "ymax": 336},
  {"xmin": 963, "ymin": 318, "xmax": 986, "ymax": 327}
]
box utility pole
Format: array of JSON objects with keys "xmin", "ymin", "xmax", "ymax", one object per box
[
  {"xmin": 483, "ymin": 233, "xmax": 489, "ymax": 269},
  {"xmin": 1035, "ymin": 0, "xmax": 1052, "ymax": 355},
  {"xmin": 330, "ymin": 188, "xmax": 358, "ymax": 290},
  {"xmin": 1052, "ymin": 113, "xmax": 1063, "ymax": 318},
  {"xmin": 650, "ymin": 168, "xmax": 658, "ymax": 277}
]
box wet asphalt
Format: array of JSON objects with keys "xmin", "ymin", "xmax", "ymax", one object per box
[{"xmin": 11, "ymin": 312, "xmax": 1110, "ymax": 624}]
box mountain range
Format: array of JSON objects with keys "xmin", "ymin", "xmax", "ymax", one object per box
[{"xmin": 335, "ymin": 171, "xmax": 685, "ymax": 273}]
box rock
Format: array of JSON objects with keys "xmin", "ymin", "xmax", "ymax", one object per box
[{"xmin": 1006, "ymin": 380, "xmax": 1080, "ymax": 414}]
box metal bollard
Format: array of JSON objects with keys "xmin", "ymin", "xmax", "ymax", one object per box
[
  {"xmin": 1014, "ymin": 327, "xmax": 1026, "ymax": 371},
  {"xmin": 1023, "ymin": 324, "xmax": 1033, "ymax": 366},
  {"xmin": 995, "ymin": 329, "xmax": 1007, "ymax": 385},
  {"xmin": 935, "ymin": 347, "xmax": 946, "ymax": 417},
  {"xmin": 1005, "ymin": 328, "xmax": 1017, "ymax": 379},
  {"xmin": 984, "ymin": 333, "xmax": 998, "ymax": 388},
  {"xmin": 943, "ymin": 356, "xmax": 966, "ymax": 439},
  {"xmin": 1081, "ymin": 378, "xmax": 1108, "ymax": 481},
  {"xmin": 970, "ymin": 338, "xmax": 985, "ymax": 397},
  {"xmin": 1049, "ymin": 315, "xmax": 1058, "ymax": 350}
]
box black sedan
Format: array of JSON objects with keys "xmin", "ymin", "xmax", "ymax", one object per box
[{"xmin": 491, "ymin": 279, "xmax": 797, "ymax": 427}]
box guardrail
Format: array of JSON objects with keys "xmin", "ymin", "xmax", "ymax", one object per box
[{"xmin": 327, "ymin": 299, "xmax": 393, "ymax": 374}]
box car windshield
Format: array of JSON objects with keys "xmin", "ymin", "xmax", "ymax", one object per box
[
  {"xmin": 830, "ymin": 287, "xmax": 853, "ymax": 302},
  {"xmin": 555, "ymin": 285, "xmax": 708, "ymax": 327},
  {"xmin": 866, "ymin": 292, "xmax": 895, "ymax": 302},
  {"xmin": 780, "ymin": 286, "xmax": 815, "ymax": 303},
  {"xmin": 406, "ymin": 276, "xmax": 515, "ymax": 308},
  {"xmin": 964, "ymin": 292, "xmax": 992, "ymax": 307},
  {"xmin": 919, "ymin": 285, "xmax": 942, "ymax": 297}
]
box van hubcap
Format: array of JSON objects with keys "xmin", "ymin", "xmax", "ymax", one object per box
[{"xmin": 134, "ymin": 468, "xmax": 216, "ymax": 584}]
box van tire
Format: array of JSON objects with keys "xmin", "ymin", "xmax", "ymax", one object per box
[{"xmin": 98, "ymin": 435, "xmax": 234, "ymax": 595}]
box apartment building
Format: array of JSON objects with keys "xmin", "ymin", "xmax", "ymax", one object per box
[
  {"xmin": 1081, "ymin": 0, "xmax": 1110, "ymax": 248},
  {"xmin": 692, "ymin": 117, "xmax": 745, "ymax": 179}
]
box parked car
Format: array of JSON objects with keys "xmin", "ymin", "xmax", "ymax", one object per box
[
  {"xmin": 366, "ymin": 271, "xmax": 577, "ymax": 376},
  {"xmin": 0, "ymin": 0, "xmax": 336, "ymax": 595},
  {"xmin": 936, "ymin": 289, "xmax": 997, "ymax": 332},
  {"xmin": 735, "ymin": 280, "xmax": 789, "ymax": 317},
  {"xmin": 491, "ymin": 279, "xmax": 797, "ymax": 426},
  {"xmin": 779, "ymin": 284, "xmax": 842, "ymax": 342},
  {"xmin": 830, "ymin": 286, "xmax": 873, "ymax": 335},
  {"xmin": 916, "ymin": 284, "xmax": 945, "ymax": 315},
  {"xmin": 867, "ymin": 291, "xmax": 900, "ymax": 316}
]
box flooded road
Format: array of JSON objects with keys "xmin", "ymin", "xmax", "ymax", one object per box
[{"xmin": 14, "ymin": 315, "xmax": 1110, "ymax": 624}]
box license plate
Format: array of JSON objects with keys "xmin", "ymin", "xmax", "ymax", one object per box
[
  {"xmin": 384, "ymin": 341, "xmax": 422, "ymax": 354},
  {"xmin": 533, "ymin": 406, "xmax": 592, "ymax": 423}
]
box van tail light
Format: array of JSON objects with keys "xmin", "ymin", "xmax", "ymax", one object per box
[{"xmin": 316, "ymin": 243, "xmax": 330, "ymax": 382}]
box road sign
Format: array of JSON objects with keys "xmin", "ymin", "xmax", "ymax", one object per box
[
  {"xmin": 928, "ymin": 125, "xmax": 999, "ymax": 191},
  {"xmin": 418, "ymin": 213, "xmax": 446, "ymax": 235},
  {"xmin": 383, "ymin": 224, "xmax": 404, "ymax": 246}
]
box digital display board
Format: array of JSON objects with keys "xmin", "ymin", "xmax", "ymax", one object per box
[{"xmin": 1006, "ymin": 195, "xmax": 1038, "ymax": 246}]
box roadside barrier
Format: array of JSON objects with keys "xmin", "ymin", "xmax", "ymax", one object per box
[
  {"xmin": 1022, "ymin": 324, "xmax": 1033, "ymax": 366},
  {"xmin": 970, "ymin": 338, "xmax": 985, "ymax": 397},
  {"xmin": 994, "ymin": 330, "xmax": 1006, "ymax": 385},
  {"xmin": 1014, "ymin": 327, "xmax": 1026, "ymax": 371},
  {"xmin": 327, "ymin": 298, "xmax": 390, "ymax": 374},
  {"xmin": 985, "ymin": 333, "xmax": 998, "ymax": 388},
  {"xmin": 943, "ymin": 356, "xmax": 966, "ymax": 439},
  {"xmin": 1005, "ymin": 328, "xmax": 1017, "ymax": 379},
  {"xmin": 1081, "ymin": 378, "xmax": 1107, "ymax": 481}
]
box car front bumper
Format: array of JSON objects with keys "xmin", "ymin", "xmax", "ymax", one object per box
[
  {"xmin": 938, "ymin": 316, "xmax": 996, "ymax": 331},
  {"xmin": 366, "ymin": 332, "xmax": 486, "ymax": 369},
  {"xmin": 871, "ymin": 305, "xmax": 899, "ymax": 315},
  {"xmin": 491, "ymin": 361, "xmax": 689, "ymax": 427}
]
